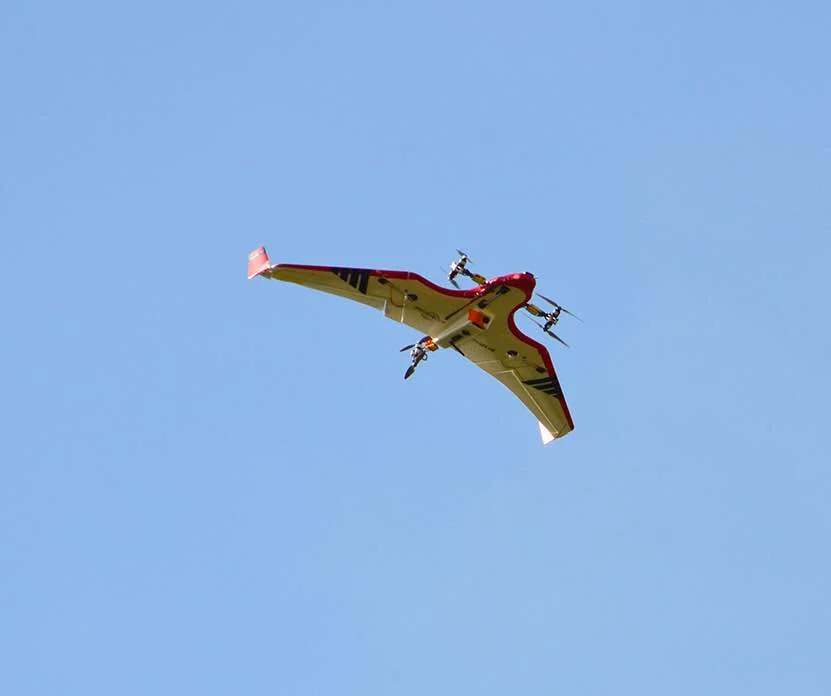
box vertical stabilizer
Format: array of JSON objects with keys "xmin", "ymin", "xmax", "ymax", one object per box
[{"xmin": 247, "ymin": 246, "xmax": 271, "ymax": 279}]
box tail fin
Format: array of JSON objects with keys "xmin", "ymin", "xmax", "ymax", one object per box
[
  {"xmin": 247, "ymin": 246, "xmax": 271, "ymax": 279},
  {"xmin": 538, "ymin": 421, "xmax": 556, "ymax": 445}
]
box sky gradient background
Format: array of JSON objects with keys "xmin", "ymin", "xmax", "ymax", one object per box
[{"xmin": 2, "ymin": 2, "xmax": 829, "ymax": 694}]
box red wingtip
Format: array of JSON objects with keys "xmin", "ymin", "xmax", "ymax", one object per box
[{"xmin": 247, "ymin": 246, "xmax": 271, "ymax": 279}]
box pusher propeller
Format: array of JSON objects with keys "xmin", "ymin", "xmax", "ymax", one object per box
[
  {"xmin": 401, "ymin": 337, "xmax": 434, "ymax": 379},
  {"xmin": 447, "ymin": 249, "xmax": 486, "ymax": 288},
  {"xmin": 448, "ymin": 249, "xmax": 472, "ymax": 288},
  {"xmin": 536, "ymin": 293, "xmax": 582, "ymax": 322},
  {"xmin": 530, "ymin": 318, "xmax": 570, "ymax": 348}
]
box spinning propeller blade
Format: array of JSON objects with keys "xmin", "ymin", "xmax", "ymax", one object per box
[
  {"xmin": 456, "ymin": 249, "xmax": 473, "ymax": 262},
  {"xmin": 531, "ymin": 319, "xmax": 570, "ymax": 348},
  {"xmin": 536, "ymin": 293, "xmax": 582, "ymax": 321},
  {"xmin": 404, "ymin": 365, "xmax": 416, "ymax": 380},
  {"xmin": 400, "ymin": 344, "xmax": 416, "ymax": 352}
]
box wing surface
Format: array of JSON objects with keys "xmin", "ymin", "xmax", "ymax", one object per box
[
  {"xmin": 259, "ymin": 260, "xmax": 479, "ymax": 338},
  {"xmin": 454, "ymin": 315, "xmax": 574, "ymax": 440}
]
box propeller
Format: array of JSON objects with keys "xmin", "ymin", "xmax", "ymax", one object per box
[
  {"xmin": 536, "ymin": 293, "xmax": 582, "ymax": 322},
  {"xmin": 530, "ymin": 318, "xmax": 570, "ymax": 348},
  {"xmin": 448, "ymin": 249, "xmax": 476, "ymax": 288},
  {"xmin": 402, "ymin": 337, "xmax": 432, "ymax": 379},
  {"xmin": 401, "ymin": 336, "xmax": 430, "ymax": 352}
]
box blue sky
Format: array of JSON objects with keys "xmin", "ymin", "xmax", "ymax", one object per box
[{"xmin": 2, "ymin": 1, "xmax": 829, "ymax": 693}]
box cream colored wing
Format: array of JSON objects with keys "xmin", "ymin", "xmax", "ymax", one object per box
[
  {"xmin": 249, "ymin": 247, "xmax": 480, "ymax": 338},
  {"xmin": 453, "ymin": 310, "xmax": 574, "ymax": 442}
]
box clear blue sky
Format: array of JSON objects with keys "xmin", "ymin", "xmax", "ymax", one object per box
[{"xmin": 2, "ymin": 1, "xmax": 829, "ymax": 693}]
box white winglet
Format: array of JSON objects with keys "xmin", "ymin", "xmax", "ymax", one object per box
[{"xmin": 538, "ymin": 421, "xmax": 556, "ymax": 445}]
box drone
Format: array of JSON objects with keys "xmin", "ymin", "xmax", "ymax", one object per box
[{"xmin": 248, "ymin": 247, "xmax": 580, "ymax": 444}]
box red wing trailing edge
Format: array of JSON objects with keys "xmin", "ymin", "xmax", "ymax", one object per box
[{"xmin": 248, "ymin": 246, "xmax": 575, "ymax": 443}]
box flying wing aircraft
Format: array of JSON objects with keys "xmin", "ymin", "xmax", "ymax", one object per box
[{"xmin": 248, "ymin": 246, "xmax": 578, "ymax": 444}]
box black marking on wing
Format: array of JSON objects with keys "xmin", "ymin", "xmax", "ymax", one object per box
[
  {"xmin": 522, "ymin": 374, "xmax": 563, "ymax": 399},
  {"xmin": 332, "ymin": 268, "xmax": 371, "ymax": 295}
]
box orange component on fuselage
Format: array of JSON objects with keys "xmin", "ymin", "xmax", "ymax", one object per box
[{"xmin": 467, "ymin": 309, "xmax": 486, "ymax": 329}]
